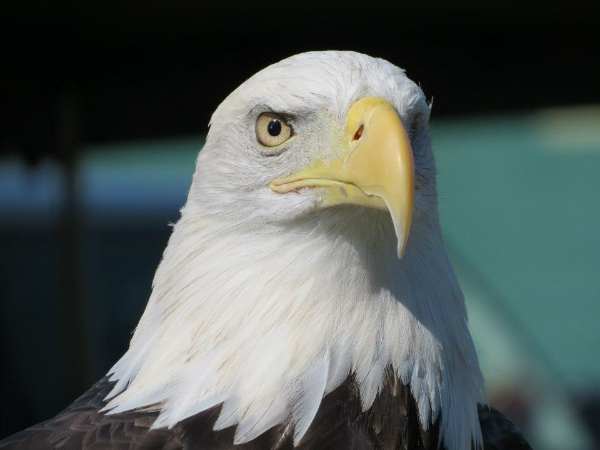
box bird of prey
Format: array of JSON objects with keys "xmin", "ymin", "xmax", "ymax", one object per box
[{"xmin": 0, "ymin": 51, "xmax": 531, "ymax": 450}]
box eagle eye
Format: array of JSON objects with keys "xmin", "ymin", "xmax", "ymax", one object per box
[{"xmin": 256, "ymin": 113, "xmax": 292, "ymax": 147}]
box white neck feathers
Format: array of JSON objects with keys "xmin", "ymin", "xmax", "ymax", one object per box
[{"xmin": 103, "ymin": 204, "xmax": 486, "ymax": 450}]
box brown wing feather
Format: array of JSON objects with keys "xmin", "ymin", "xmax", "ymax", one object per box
[
  {"xmin": 0, "ymin": 373, "xmax": 531, "ymax": 450},
  {"xmin": 0, "ymin": 377, "xmax": 181, "ymax": 450},
  {"xmin": 295, "ymin": 370, "xmax": 440, "ymax": 450}
]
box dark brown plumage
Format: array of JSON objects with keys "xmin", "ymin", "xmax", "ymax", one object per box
[{"xmin": 0, "ymin": 372, "xmax": 531, "ymax": 450}]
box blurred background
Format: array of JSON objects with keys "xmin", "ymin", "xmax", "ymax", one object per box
[{"xmin": 1, "ymin": 2, "xmax": 599, "ymax": 448}]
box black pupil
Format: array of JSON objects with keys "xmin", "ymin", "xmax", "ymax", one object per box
[{"xmin": 267, "ymin": 119, "xmax": 281, "ymax": 137}]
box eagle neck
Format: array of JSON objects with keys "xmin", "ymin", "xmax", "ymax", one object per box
[{"xmin": 105, "ymin": 206, "xmax": 485, "ymax": 450}]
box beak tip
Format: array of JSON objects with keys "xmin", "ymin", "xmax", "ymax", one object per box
[{"xmin": 396, "ymin": 243, "xmax": 406, "ymax": 260}]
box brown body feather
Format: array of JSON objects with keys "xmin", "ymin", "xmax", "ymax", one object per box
[{"xmin": 0, "ymin": 374, "xmax": 531, "ymax": 450}]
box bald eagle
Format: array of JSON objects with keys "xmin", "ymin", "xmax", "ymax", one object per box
[{"xmin": 0, "ymin": 51, "xmax": 531, "ymax": 450}]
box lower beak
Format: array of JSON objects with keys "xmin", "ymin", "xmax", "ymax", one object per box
[{"xmin": 270, "ymin": 97, "xmax": 415, "ymax": 259}]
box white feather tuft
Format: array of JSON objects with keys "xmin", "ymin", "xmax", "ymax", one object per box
[
  {"xmin": 233, "ymin": 393, "xmax": 288, "ymax": 444},
  {"xmin": 291, "ymin": 355, "xmax": 329, "ymax": 445}
]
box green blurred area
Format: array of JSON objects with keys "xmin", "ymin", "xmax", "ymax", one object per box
[
  {"xmin": 433, "ymin": 107, "xmax": 600, "ymax": 381},
  {"xmin": 431, "ymin": 106, "xmax": 600, "ymax": 449}
]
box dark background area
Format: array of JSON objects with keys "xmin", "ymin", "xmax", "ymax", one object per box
[
  {"xmin": 2, "ymin": 2, "xmax": 599, "ymax": 160},
  {"xmin": 1, "ymin": 0, "xmax": 599, "ymax": 446}
]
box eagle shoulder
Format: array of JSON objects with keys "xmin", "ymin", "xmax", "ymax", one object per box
[
  {"xmin": 0, "ymin": 377, "xmax": 180, "ymax": 450},
  {"xmin": 478, "ymin": 405, "xmax": 532, "ymax": 450}
]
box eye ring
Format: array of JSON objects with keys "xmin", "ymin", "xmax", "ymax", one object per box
[{"xmin": 256, "ymin": 113, "xmax": 293, "ymax": 147}]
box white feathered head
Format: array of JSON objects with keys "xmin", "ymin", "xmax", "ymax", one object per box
[{"xmin": 195, "ymin": 51, "xmax": 436, "ymax": 258}]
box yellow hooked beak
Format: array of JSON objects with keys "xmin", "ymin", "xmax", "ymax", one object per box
[{"xmin": 270, "ymin": 97, "xmax": 415, "ymax": 258}]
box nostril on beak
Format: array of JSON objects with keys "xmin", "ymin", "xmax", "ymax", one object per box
[{"xmin": 353, "ymin": 124, "xmax": 364, "ymax": 141}]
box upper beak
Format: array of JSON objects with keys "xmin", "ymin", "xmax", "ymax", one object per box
[{"xmin": 270, "ymin": 97, "xmax": 415, "ymax": 258}]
